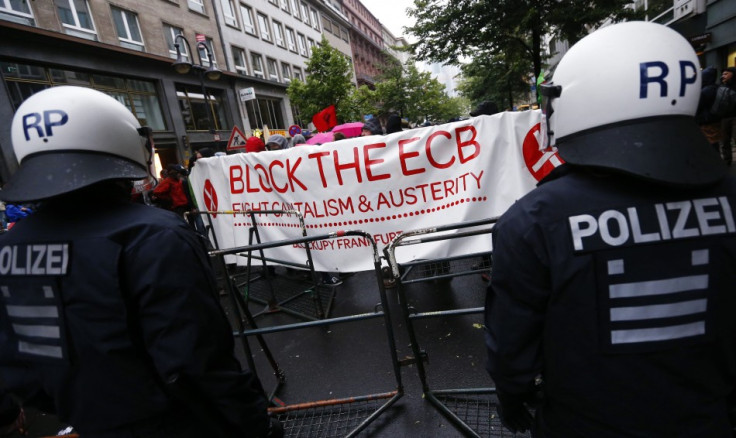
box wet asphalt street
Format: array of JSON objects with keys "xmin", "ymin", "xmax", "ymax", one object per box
[{"xmin": 229, "ymin": 265, "xmax": 499, "ymax": 438}]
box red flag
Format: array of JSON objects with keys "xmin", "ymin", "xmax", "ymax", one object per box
[
  {"xmin": 195, "ymin": 33, "xmax": 206, "ymax": 42},
  {"xmin": 312, "ymin": 105, "xmax": 337, "ymax": 132}
]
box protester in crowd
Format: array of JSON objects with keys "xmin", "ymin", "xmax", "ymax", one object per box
[
  {"xmin": 696, "ymin": 66, "xmax": 724, "ymax": 155},
  {"xmin": 361, "ymin": 118, "xmax": 382, "ymax": 136},
  {"xmin": 152, "ymin": 163, "xmax": 189, "ymax": 216},
  {"xmin": 485, "ymin": 22, "xmax": 736, "ymax": 437},
  {"xmin": 470, "ymin": 101, "xmax": 499, "ymax": 117},
  {"xmin": 185, "ymin": 147, "xmax": 217, "ymax": 235},
  {"xmin": 332, "ymin": 131, "xmax": 346, "ymax": 141},
  {"xmin": 170, "ymin": 164, "xmax": 197, "ymax": 220},
  {"xmin": 246, "ymin": 136, "xmax": 266, "ymax": 153},
  {"xmin": 187, "ymin": 147, "xmax": 215, "ymax": 174},
  {"xmin": 385, "ymin": 114, "xmax": 403, "ymax": 134},
  {"xmin": 0, "ymin": 86, "xmax": 279, "ymax": 438},
  {"xmin": 4, "ymin": 203, "xmax": 32, "ymax": 224},
  {"xmin": 265, "ymin": 134, "xmax": 288, "ymax": 151},
  {"xmin": 720, "ymin": 66, "xmax": 736, "ymax": 165},
  {"xmin": 291, "ymin": 133, "xmax": 307, "ymax": 146},
  {"xmin": 198, "ymin": 147, "xmax": 215, "ymax": 158}
]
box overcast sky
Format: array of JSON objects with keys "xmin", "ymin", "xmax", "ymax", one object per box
[{"xmin": 359, "ymin": 0, "xmax": 417, "ymax": 41}]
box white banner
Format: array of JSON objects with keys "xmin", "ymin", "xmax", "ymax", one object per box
[{"xmin": 189, "ymin": 111, "xmax": 561, "ymax": 272}]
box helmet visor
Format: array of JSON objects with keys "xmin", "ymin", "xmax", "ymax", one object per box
[
  {"xmin": 557, "ymin": 116, "xmax": 727, "ymax": 187},
  {"xmin": 0, "ymin": 151, "xmax": 148, "ymax": 203},
  {"xmin": 539, "ymin": 83, "xmax": 562, "ymax": 149},
  {"xmin": 130, "ymin": 126, "xmax": 158, "ymax": 194}
]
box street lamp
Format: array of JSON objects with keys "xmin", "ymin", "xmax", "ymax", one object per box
[{"xmin": 171, "ymin": 34, "xmax": 222, "ymax": 133}]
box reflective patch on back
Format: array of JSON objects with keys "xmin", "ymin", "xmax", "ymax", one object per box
[
  {"xmin": 1, "ymin": 278, "xmax": 68, "ymax": 362},
  {"xmin": 597, "ymin": 244, "xmax": 712, "ymax": 354}
]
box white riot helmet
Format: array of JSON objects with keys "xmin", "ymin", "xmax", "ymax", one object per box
[
  {"xmin": 1, "ymin": 86, "xmax": 154, "ymax": 202},
  {"xmin": 539, "ymin": 21, "xmax": 726, "ymax": 186}
]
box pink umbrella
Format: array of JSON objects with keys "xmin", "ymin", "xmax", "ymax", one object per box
[
  {"xmin": 306, "ymin": 132, "xmax": 336, "ymax": 145},
  {"xmin": 331, "ymin": 122, "xmax": 364, "ymax": 138}
]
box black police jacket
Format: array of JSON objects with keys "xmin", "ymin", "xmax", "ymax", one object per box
[
  {"xmin": 0, "ymin": 197, "xmax": 269, "ymax": 436},
  {"xmin": 486, "ymin": 167, "xmax": 736, "ymax": 437}
]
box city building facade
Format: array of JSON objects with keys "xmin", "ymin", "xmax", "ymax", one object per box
[
  {"xmin": 318, "ymin": 0, "xmax": 353, "ymax": 67},
  {"xmin": 0, "ymin": 0, "xmax": 265, "ymax": 182},
  {"xmin": 382, "ymin": 28, "xmax": 410, "ymax": 66},
  {"xmin": 0, "ymin": 0, "xmax": 367, "ymax": 184},
  {"xmin": 665, "ymin": 0, "xmax": 736, "ymax": 72},
  {"xmin": 339, "ymin": 0, "xmax": 386, "ymax": 87}
]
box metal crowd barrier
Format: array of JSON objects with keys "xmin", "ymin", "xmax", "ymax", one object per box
[
  {"xmin": 210, "ymin": 230, "xmax": 404, "ymax": 438},
  {"xmin": 188, "ymin": 209, "xmax": 335, "ymax": 321},
  {"xmin": 383, "ymin": 217, "xmax": 529, "ymax": 438}
]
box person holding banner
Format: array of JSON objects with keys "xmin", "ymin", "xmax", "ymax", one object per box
[
  {"xmin": 265, "ymin": 134, "xmax": 289, "ymax": 151},
  {"xmin": 361, "ymin": 118, "xmax": 383, "ymax": 136},
  {"xmin": 0, "ymin": 87, "xmax": 278, "ymax": 438},
  {"xmin": 485, "ymin": 22, "xmax": 736, "ymax": 437},
  {"xmin": 246, "ymin": 135, "xmax": 266, "ymax": 153}
]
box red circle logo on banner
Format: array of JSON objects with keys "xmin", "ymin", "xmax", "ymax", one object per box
[
  {"xmin": 288, "ymin": 125, "xmax": 302, "ymax": 136},
  {"xmin": 203, "ymin": 179, "xmax": 218, "ymax": 217},
  {"xmin": 522, "ymin": 122, "xmax": 564, "ymax": 182}
]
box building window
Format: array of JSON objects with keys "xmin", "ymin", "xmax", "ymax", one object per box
[
  {"xmin": 1, "ymin": 61, "xmax": 166, "ymax": 130},
  {"xmin": 307, "ymin": 38, "xmax": 315, "ymax": 56},
  {"xmin": 266, "ymin": 58, "xmax": 279, "ymax": 81},
  {"xmin": 293, "ymin": 66, "xmax": 302, "ymax": 82},
  {"xmin": 297, "ymin": 33, "xmax": 307, "ymax": 57},
  {"xmin": 281, "ymin": 62, "xmax": 291, "ymax": 83},
  {"xmin": 250, "ymin": 52, "xmax": 264, "ymax": 79},
  {"xmin": 310, "ymin": 8, "xmax": 319, "ymax": 31},
  {"xmin": 187, "ymin": 0, "xmax": 205, "ymax": 14},
  {"xmin": 163, "ymin": 24, "xmax": 187, "ymax": 59},
  {"xmin": 0, "ymin": 0, "xmax": 35, "ymax": 25},
  {"xmin": 197, "ymin": 37, "xmax": 217, "ymax": 68},
  {"xmin": 256, "ymin": 13, "xmax": 271, "ymax": 42},
  {"xmin": 322, "ymin": 15, "xmax": 332, "ymax": 34},
  {"xmin": 300, "ymin": 2, "xmax": 309, "ymax": 25},
  {"xmin": 221, "ymin": 0, "xmax": 238, "ymax": 27},
  {"xmin": 290, "ymin": 0, "xmax": 299, "ymax": 19},
  {"xmin": 246, "ymin": 97, "xmax": 285, "ymax": 130},
  {"xmin": 272, "ymin": 20, "xmax": 285, "ymax": 47},
  {"xmin": 240, "ymin": 4, "xmax": 256, "ymax": 35},
  {"xmin": 176, "ymin": 85, "xmax": 226, "ymax": 131},
  {"xmin": 232, "ymin": 46, "xmax": 248, "ymax": 75},
  {"xmin": 285, "ymin": 27, "xmax": 297, "ymax": 52},
  {"xmin": 54, "ymin": 0, "xmax": 96, "ymax": 40},
  {"xmin": 340, "ymin": 26, "xmax": 349, "ymax": 42},
  {"xmin": 279, "ymin": 0, "xmax": 289, "ymax": 13},
  {"xmin": 111, "ymin": 7, "xmax": 144, "ymax": 51}
]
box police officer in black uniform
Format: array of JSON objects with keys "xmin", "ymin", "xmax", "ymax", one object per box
[
  {"xmin": 485, "ymin": 22, "xmax": 736, "ymax": 437},
  {"xmin": 0, "ymin": 86, "xmax": 279, "ymax": 437}
]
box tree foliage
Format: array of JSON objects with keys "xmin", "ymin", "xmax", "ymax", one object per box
[
  {"xmin": 456, "ymin": 53, "xmax": 531, "ymax": 110},
  {"xmin": 287, "ymin": 36, "xmax": 465, "ymax": 127},
  {"xmin": 373, "ymin": 61, "xmax": 465, "ymax": 124},
  {"xmin": 286, "ymin": 36, "xmax": 355, "ymax": 124},
  {"xmin": 408, "ymin": 0, "xmax": 642, "ymax": 112},
  {"xmin": 407, "ymin": 0, "xmax": 642, "ymax": 79},
  {"xmin": 339, "ymin": 85, "xmax": 376, "ymax": 123}
]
